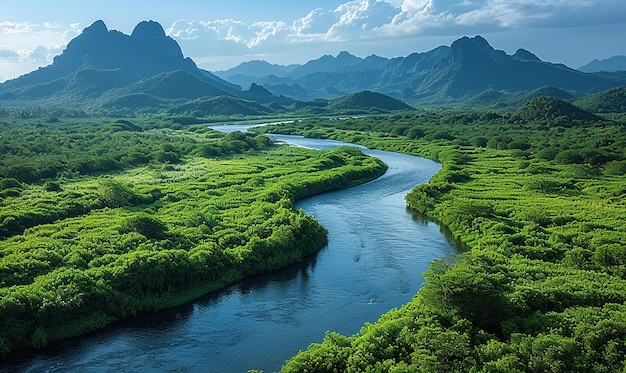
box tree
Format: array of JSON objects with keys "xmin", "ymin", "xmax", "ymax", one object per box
[
  {"xmin": 97, "ymin": 179, "xmax": 137, "ymax": 208},
  {"xmin": 119, "ymin": 214, "xmax": 167, "ymax": 240}
]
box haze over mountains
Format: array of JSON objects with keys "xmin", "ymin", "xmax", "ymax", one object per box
[
  {"xmin": 578, "ymin": 56, "xmax": 626, "ymax": 73},
  {"xmin": 1, "ymin": 20, "xmax": 625, "ymax": 114}
]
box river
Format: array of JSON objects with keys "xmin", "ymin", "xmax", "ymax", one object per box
[{"xmin": 2, "ymin": 132, "xmax": 458, "ymax": 373}]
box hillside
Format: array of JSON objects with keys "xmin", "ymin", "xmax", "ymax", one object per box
[
  {"xmin": 168, "ymin": 96, "xmax": 275, "ymax": 116},
  {"xmin": 326, "ymin": 91, "xmax": 414, "ymax": 113},
  {"xmin": 574, "ymin": 85, "xmax": 626, "ymax": 113},
  {"xmin": 512, "ymin": 96, "xmax": 600, "ymax": 124},
  {"xmin": 461, "ymin": 86, "xmax": 576, "ymax": 109}
]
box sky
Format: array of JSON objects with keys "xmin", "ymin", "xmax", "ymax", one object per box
[{"xmin": 1, "ymin": 0, "xmax": 626, "ymax": 82}]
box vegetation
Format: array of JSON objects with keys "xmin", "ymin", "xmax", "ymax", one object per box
[
  {"xmin": 0, "ymin": 116, "xmax": 387, "ymax": 355},
  {"xmin": 260, "ymin": 100, "xmax": 626, "ymax": 372},
  {"xmin": 3, "ymin": 91, "xmax": 626, "ymax": 371},
  {"xmin": 574, "ymin": 86, "xmax": 626, "ymax": 113}
]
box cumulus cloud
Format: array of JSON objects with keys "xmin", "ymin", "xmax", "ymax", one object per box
[
  {"xmin": 0, "ymin": 21, "xmax": 34, "ymax": 33},
  {"xmin": 165, "ymin": 0, "xmax": 626, "ymax": 53},
  {"xmin": 23, "ymin": 44, "xmax": 64, "ymax": 64}
]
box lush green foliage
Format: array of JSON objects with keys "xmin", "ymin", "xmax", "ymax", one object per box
[
  {"xmin": 272, "ymin": 107, "xmax": 626, "ymax": 372},
  {"xmin": 575, "ymin": 86, "xmax": 626, "ymax": 114},
  {"xmin": 0, "ymin": 118, "xmax": 387, "ymax": 355}
]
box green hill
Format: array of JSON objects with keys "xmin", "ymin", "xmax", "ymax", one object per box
[
  {"xmin": 169, "ymin": 96, "xmax": 274, "ymax": 116},
  {"xmin": 101, "ymin": 93, "xmax": 166, "ymax": 110},
  {"xmin": 574, "ymin": 86, "xmax": 626, "ymax": 113},
  {"xmin": 462, "ymin": 86, "xmax": 575, "ymax": 109},
  {"xmin": 116, "ymin": 70, "xmax": 234, "ymax": 100},
  {"xmin": 326, "ymin": 91, "xmax": 413, "ymax": 113},
  {"xmin": 513, "ymin": 96, "xmax": 600, "ymax": 125}
]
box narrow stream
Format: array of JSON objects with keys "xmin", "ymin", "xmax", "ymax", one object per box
[{"xmin": 2, "ymin": 132, "xmax": 459, "ymax": 373}]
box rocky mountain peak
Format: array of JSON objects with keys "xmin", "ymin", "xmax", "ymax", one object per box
[
  {"xmin": 513, "ymin": 48, "xmax": 541, "ymax": 62},
  {"xmin": 246, "ymin": 82, "xmax": 274, "ymax": 96},
  {"xmin": 451, "ymin": 35, "xmax": 491, "ymax": 51},
  {"xmin": 131, "ymin": 20, "xmax": 167, "ymax": 41},
  {"xmin": 82, "ymin": 20, "xmax": 108, "ymax": 36}
]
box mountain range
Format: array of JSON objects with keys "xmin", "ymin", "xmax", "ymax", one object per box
[
  {"xmin": 578, "ymin": 56, "xmax": 626, "ymax": 73},
  {"xmin": 217, "ymin": 36, "xmax": 626, "ymax": 104},
  {"xmin": 1, "ymin": 20, "xmax": 625, "ymax": 114}
]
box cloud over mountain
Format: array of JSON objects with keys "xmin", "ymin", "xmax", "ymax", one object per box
[{"xmin": 166, "ymin": 0, "xmax": 626, "ymax": 57}]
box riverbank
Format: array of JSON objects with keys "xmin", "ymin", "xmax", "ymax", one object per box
[{"xmin": 268, "ymin": 114, "xmax": 626, "ymax": 372}]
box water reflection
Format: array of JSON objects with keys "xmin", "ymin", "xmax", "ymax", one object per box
[{"xmin": 408, "ymin": 209, "xmax": 466, "ymax": 251}]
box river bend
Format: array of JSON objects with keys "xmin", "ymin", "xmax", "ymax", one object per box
[{"xmin": 3, "ymin": 133, "xmax": 458, "ymax": 373}]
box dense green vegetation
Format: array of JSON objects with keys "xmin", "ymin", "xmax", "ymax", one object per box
[
  {"xmin": 260, "ymin": 99, "xmax": 626, "ymax": 372},
  {"xmin": 574, "ymin": 86, "xmax": 626, "ymax": 113},
  {"xmin": 0, "ymin": 117, "xmax": 387, "ymax": 355}
]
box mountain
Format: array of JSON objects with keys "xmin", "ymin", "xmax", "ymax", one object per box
[
  {"xmin": 512, "ymin": 96, "xmax": 600, "ymax": 125},
  {"xmin": 579, "ymin": 56, "xmax": 626, "ymax": 73},
  {"xmin": 325, "ymin": 91, "xmax": 413, "ymax": 113},
  {"xmin": 217, "ymin": 36, "xmax": 626, "ymax": 105},
  {"xmin": 213, "ymin": 61, "xmax": 298, "ymax": 90},
  {"xmin": 0, "ymin": 20, "xmax": 241, "ymax": 108},
  {"xmin": 0, "ymin": 20, "xmax": 412, "ymax": 116},
  {"xmin": 574, "ymin": 85, "xmax": 626, "ymax": 113},
  {"xmin": 461, "ymin": 86, "xmax": 576, "ymax": 109},
  {"xmin": 5, "ymin": 21, "xmax": 622, "ymax": 112},
  {"xmin": 215, "ymin": 60, "xmax": 298, "ymax": 79},
  {"xmin": 288, "ymin": 51, "xmax": 388, "ymax": 78},
  {"xmin": 216, "ymin": 52, "xmax": 390, "ymax": 101}
]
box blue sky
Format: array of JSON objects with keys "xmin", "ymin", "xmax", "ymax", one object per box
[{"xmin": 1, "ymin": 0, "xmax": 626, "ymax": 82}]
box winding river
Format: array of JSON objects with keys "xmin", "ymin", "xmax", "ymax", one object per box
[{"xmin": 2, "ymin": 131, "xmax": 459, "ymax": 373}]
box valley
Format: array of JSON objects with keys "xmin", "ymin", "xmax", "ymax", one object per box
[{"xmin": 1, "ymin": 18, "xmax": 626, "ymax": 372}]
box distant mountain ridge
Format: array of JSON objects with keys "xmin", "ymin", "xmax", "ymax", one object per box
[
  {"xmin": 579, "ymin": 56, "xmax": 626, "ymax": 73},
  {"xmin": 217, "ymin": 36, "xmax": 626, "ymax": 105}
]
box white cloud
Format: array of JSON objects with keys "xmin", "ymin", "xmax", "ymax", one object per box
[
  {"xmin": 22, "ymin": 44, "xmax": 64, "ymax": 64},
  {"xmin": 293, "ymin": 8, "xmax": 338, "ymax": 37},
  {"xmin": 327, "ymin": 0, "xmax": 400, "ymax": 39},
  {"xmin": 0, "ymin": 21, "xmax": 34, "ymax": 34},
  {"xmin": 156, "ymin": 0, "xmax": 626, "ymax": 70}
]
